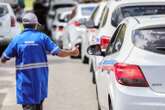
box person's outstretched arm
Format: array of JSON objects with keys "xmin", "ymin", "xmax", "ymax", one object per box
[
  {"xmin": 44, "ymin": 34, "xmax": 79, "ymax": 57},
  {"xmin": 57, "ymin": 47, "xmax": 79, "ymax": 57}
]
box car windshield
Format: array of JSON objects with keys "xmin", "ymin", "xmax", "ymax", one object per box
[
  {"xmin": 133, "ymin": 27, "xmax": 165, "ymax": 54},
  {"xmin": 112, "ymin": 5, "xmax": 165, "ymax": 27},
  {"xmin": 57, "ymin": 13, "xmax": 69, "ymax": 23},
  {"xmin": 0, "ymin": 5, "xmax": 8, "ymax": 17},
  {"xmin": 81, "ymin": 6, "xmax": 96, "ymax": 16}
]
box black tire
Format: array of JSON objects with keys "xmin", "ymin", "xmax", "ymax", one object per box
[
  {"xmin": 108, "ymin": 95, "xmax": 113, "ymax": 110},
  {"xmin": 90, "ymin": 62, "xmax": 93, "ymax": 72},
  {"xmin": 92, "ymin": 71, "xmax": 96, "ymax": 84},
  {"xmin": 82, "ymin": 56, "xmax": 89, "ymax": 64},
  {"xmin": 96, "ymin": 85, "xmax": 101, "ymax": 110}
]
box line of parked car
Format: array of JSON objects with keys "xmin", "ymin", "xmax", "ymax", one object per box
[
  {"xmin": 0, "ymin": 2, "xmax": 21, "ymax": 55},
  {"xmin": 48, "ymin": 0, "xmax": 165, "ymax": 110},
  {"xmin": 1, "ymin": 0, "xmax": 165, "ymax": 110}
]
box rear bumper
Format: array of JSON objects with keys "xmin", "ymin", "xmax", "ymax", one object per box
[{"xmin": 111, "ymin": 82, "xmax": 165, "ymax": 110}]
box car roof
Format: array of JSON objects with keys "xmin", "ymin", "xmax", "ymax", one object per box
[
  {"xmin": 0, "ymin": 2, "xmax": 10, "ymax": 6},
  {"xmin": 99, "ymin": 1, "xmax": 107, "ymax": 5},
  {"xmin": 0, "ymin": 0, "xmax": 17, "ymax": 5},
  {"xmin": 51, "ymin": 0, "xmax": 77, "ymax": 5},
  {"xmin": 77, "ymin": 3, "xmax": 98, "ymax": 7},
  {"xmin": 110, "ymin": 0, "xmax": 165, "ymax": 5},
  {"xmin": 107, "ymin": 0, "xmax": 165, "ymax": 9}
]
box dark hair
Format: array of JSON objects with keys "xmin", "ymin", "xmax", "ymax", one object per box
[{"xmin": 23, "ymin": 24, "xmax": 36, "ymax": 29}]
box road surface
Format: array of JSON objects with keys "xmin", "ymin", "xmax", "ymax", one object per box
[{"xmin": 0, "ymin": 56, "xmax": 98, "ymax": 110}]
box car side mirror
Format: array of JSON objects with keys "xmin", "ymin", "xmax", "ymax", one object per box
[
  {"xmin": 111, "ymin": 18, "xmax": 118, "ymax": 27},
  {"xmin": 87, "ymin": 44, "xmax": 105, "ymax": 56}
]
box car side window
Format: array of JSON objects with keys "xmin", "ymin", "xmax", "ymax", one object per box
[
  {"xmin": 106, "ymin": 25, "xmax": 123, "ymax": 55},
  {"xmin": 111, "ymin": 8, "xmax": 124, "ymax": 27},
  {"xmin": 106, "ymin": 24, "xmax": 126, "ymax": 55},
  {"xmin": 90, "ymin": 6, "xmax": 99, "ymax": 21},
  {"xmin": 99, "ymin": 7, "xmax": 109, "ymax": 28},
  {"xmin": 112, "ymin": 24, "xmax": 126, "ymax": 53}
]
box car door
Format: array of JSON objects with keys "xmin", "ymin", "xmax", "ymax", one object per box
[
  {"xmin": 97, "ymin": 24, "xmax": 127, "ymax": 110},
  {"xmin": 96, "ymin": 24, "xmax": 126, "ymax": 110}
]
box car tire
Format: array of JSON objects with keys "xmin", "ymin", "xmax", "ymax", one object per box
[
  {"xmin": 82, "ymin": 55, "xmax": 89, "ymax": 64},
  {"xmin": 96, "ymin": 85, "xmax": 101, "ymax": 110},
  {"xmin": 108, "ymin": 95, "xmax": 113, "ymax": 110},
  {"xmin": 92, "ymin": 71, "xmax": 96, "ymax": 84},
  {"xmin": 90, "ymin": 61, "xmax": 94, "ymax": 72}
]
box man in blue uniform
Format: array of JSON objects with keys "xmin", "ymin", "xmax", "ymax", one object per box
[{"xmin": 0, "ymin": 12, "xmax": 79, "ymax": 110}]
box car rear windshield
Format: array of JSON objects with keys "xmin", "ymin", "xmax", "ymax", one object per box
[
  {"xmin": 81, "ymin": 6, "xmax": 95, "ymax": 16},
  {"xmin": 133, "ymin": 27, "xmax": 165, "ymax": 54},
  {"xmin": 0, "ymin": 5, "xmax": 8, "ymax": 17},
  {"xmin": 112, "ymin": 5, "xmax": 165, "ymax": 27}
]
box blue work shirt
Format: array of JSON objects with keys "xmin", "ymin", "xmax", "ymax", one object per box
[{"xmin": 1, "ymin": 28, "xmax": 60, "ymax": 104}]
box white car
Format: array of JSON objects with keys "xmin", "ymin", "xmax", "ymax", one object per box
[
  {"xmin": 51, "ymin": 8, "xmax": 72, "ymax": 48},
  {"xmin": 46, "ymin": 1, "xmax": 76, "ymax": 32},
  {"xmin": 0, "ymin": 3, "xmax": 20, "ymax": 50},
  {"xmin": 87, "ymin": 15, "xmax": 165, "ymax": 110},
  {"xmin": 90, "ymin": 0, "xmax": 165, "ymax": 84},
  {"xmin": 81, "ymin": 1, "xmax": 107, "ymax": 63},
  {"xmin": 62, "ymin": 3, "xmax": 98, "ymax": 57}
]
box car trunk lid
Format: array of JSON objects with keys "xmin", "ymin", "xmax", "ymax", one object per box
[{"xmin": 125, "ymin": 47, "xmax": 165, "ymax": 93}]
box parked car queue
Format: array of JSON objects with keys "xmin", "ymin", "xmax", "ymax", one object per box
[
  {"xmin": 48, "ymin": 0, "xmax": 165, "ymax": 110},
  {"xmin": 1, "ymin": 0, "xmax": 165, "ymax": 110}
]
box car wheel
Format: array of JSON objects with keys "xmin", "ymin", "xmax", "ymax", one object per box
[
  {"xmin": 96, "ymin": 85, "xmax": 101, "ymax": 110},
  {"xmin": 82, "ymin": 55, "xmax": 89, "ymax": 64},
  {"xmin": 108, "ymin": 95, "xmax": 113, "ymax": 110},
  {"xmin": 90, "ymin": 61, "xmax": 94, "ymax": 72},
  {"xmin": 92, "ymin": 71, "xmax": 96, "ymax": 84}
]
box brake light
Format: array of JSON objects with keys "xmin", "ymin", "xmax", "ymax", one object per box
[
  {"xmin": 100, "ymin": 35, "xmax": 110, "ymax": 49},
  {"xmin": 11, "ymin": 16, "xmax": 16, "ymax": 27},
  {"xmin": 52, "ymin": 25, "xmax": 57, "ymax": 30},
  {"xmin": 70, "ymin": 21, "xmax": 81, "ymax": 27},
  {"xmin": 58, "ymin": 26, "xmax": 64, "ymax": 31},
  {"xmin": 114, "ymin": 63, "xmax": 149, "ymax": 87}
]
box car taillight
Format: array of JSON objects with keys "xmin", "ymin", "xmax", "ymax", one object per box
[
  {"xmin": 114, "ymin": 63, "xmax": 149, "ymax": 87},
  {"xmin": 11, "ymin": 16, "xmax": 16, "ymax": 27},
  {"xmin": 52, "ymin": 25, "xmax": 57, "ymax": 30},
  {"xmin": 58, "ymin": 26, "xmax": 64, "ymax": 31},
  {"xmin": 71, "ymin": 21, "xmax": 81, "ymax": 27},
  {"xmin": 100, "ymin": 35, "xmax": 110, "ymax": 49}
]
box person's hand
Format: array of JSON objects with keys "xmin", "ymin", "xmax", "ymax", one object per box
[{"xmin": 71, "ymin": 46, "xmax": 79, "ymax": 56}]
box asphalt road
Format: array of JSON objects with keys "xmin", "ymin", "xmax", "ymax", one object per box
[{"xmin": 0, "ymin": 56, "xmax": 98, "ymax": 110}]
